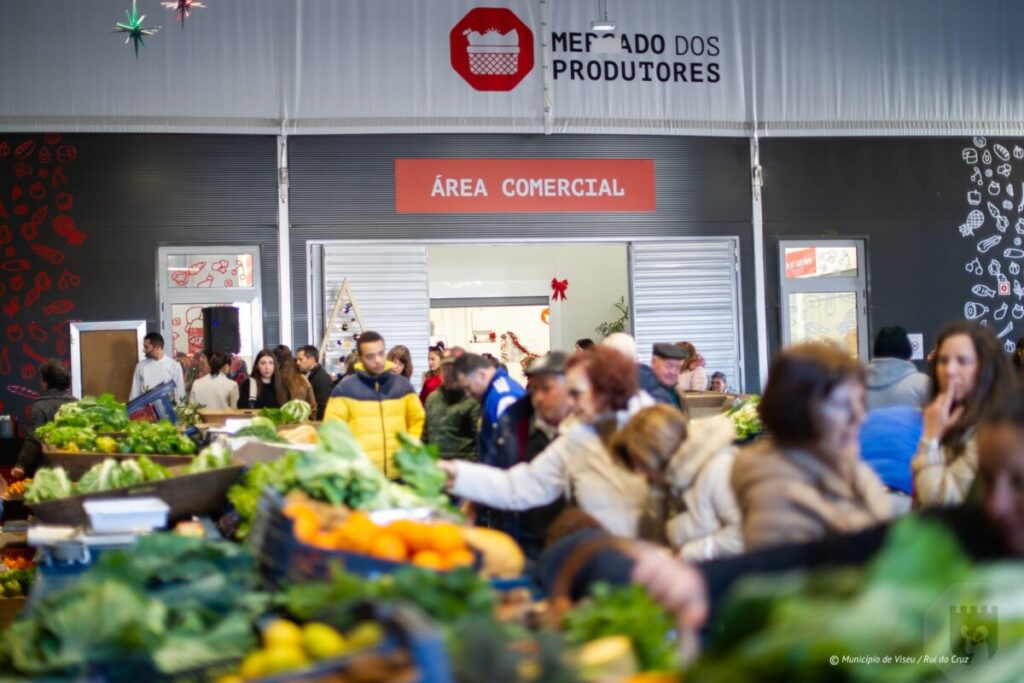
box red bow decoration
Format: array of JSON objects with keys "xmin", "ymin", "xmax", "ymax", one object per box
[{"xmin": 551, "ymin": 278, "xmax": 569, "ymax": 301}]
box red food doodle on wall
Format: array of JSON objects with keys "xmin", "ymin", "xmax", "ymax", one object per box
[
  {"xmin": 57, "ymin": 270, "xmax": 79, "ymax": 289},
  {"xmin": 3, "ymin": 297, "xmax": 20, "ymax": 318},
  {"xmin": 20, "ymin": 221, "xmax": 38, "ymax": 241},
  {"xmin": 14, "ymin": 140, "xmax": 36, "ymax": 160},
  {"xmin": 0, "ymin": 133, "xmax": 82, "ymax": 421},
  {"xmin": 52, "ymin": 215, "xmax": 85, "ymax": 245},
  {"xmin": 31, "ymin": 243, "xmax": 64, "ymax": 264},
  {"xmin": 189, "ymin": 261, "xmax": 207, "ymax": 276},
  {"xmin": 42, "ymin": 299, "xmax": 74, "ymax": 316},
  {"xmin": 196, "ymin": 273, "xmax": 215, "ymax": 287},
  {"xmin": 21, "ymin": 343, "xmax": 48, "ymax": 363},
  {"xmin": 2, "ymin": 259, "xmax": 29, "ymax": 272},
  {"xmin": 225, "ymin": 279, "xmax": 233, "ymax": 287},
  {"xmin": 211, "ymin": 259, "xmax": 229, "ymax": 274},
  {"xmin": 7, "ymin": 385, "xmax": 38, "ymax": 400},
  {"xmin": 51, "ymin": 167, "xmax": 67, "ymax": 188},
  {"xmin": 171, "ymin": 271, "xmax": 190, "ymax": 286},
  {"xmin": 56, "ymin": 146, "xmax": 77, "ymax": 164},
  {"xmin": 35, "ymin": 272, "xmax": 52, "ymax": 291}
]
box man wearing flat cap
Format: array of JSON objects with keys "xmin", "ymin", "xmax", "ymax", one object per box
[
  {"xmin": 488, "ymin": 351, "xmax": 575, "ymax": 559},
  {"xmin": 638, "ymin": 342, "xmax": 687, "ymax": 410}
]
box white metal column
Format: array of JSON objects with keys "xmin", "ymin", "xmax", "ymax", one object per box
[
  {"xmin": 750, "ymin": 136, "xmax": 769, "ymax": 388},
  {"xmin": 277, "ymin": 133, "xmax": 292, "ymax": 347}
]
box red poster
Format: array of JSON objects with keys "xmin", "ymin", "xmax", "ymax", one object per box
[
  {"xmin": 395, "ymin": 159, "xmax": 656, "ymax": 213},
  {"xmin": 785, "ymin": 247, "xmax": 817, "ymax": 279}
]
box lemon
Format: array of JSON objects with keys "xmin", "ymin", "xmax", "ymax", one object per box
[
  {"xmin": 215, "ymin": 676, "xmax": 244, "ymax": 683},
  {"xmin": 346, "ymin": 621, "xmax": 385, "ymax": 650},
  {"xmin": 262, "ymin": 644, "xmax": 309, "ymax": 675},
  {"xmin": 263, "ymin": 619, "xmax": 304, "ymax": 649},
  {"xmin": 303, "ymin": 622, "xmax": 349, "ymax": 660},
  {"xmin": 238, "ymin": 650, "xmax": 270, "ymax": 679}
]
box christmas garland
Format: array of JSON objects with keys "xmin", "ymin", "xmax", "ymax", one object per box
[{"xmin": 500, "ymin": 331, "xmax": 541, "ymax": 364}]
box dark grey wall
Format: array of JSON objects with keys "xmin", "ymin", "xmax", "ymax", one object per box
[
  {"xmin": 287, "ymin": 134, "xmax": 759, "ymax": 389},
  {"xmin": 760, "ymin": 137, "xmax": 1020, "ymax": 361},
  {"xmin": 0, "ymin": 133, "xmax": 277, "ymax": 419}
]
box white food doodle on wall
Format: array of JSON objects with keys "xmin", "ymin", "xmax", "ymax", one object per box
[{"xmin": 961, "ymin": 138, "xmax": 1024, "ymax": 347}]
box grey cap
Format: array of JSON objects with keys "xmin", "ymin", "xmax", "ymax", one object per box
[
  {"xmin": 652, "ymin": 343, "xmax": 688, "ymax": 360},
  {"xmin": 525, "ymin": 351, "xmax": 568, "ymax": 377}
]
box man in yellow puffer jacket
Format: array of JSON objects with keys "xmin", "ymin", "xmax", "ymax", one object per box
[{"xmin": 323, "ymin": 331, "xmax": 425, "ymax": 478}]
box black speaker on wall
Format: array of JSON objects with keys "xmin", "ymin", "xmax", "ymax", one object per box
[{"xmin": 202, "ymin": 306, "xmax": 241, "ymax": 354}]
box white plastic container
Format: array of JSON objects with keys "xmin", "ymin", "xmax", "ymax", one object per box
[{"xmin": 83, "ymin": 497, "xmax": 170, "ymax": 533}]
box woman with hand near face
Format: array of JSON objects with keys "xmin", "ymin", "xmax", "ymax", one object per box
[
  {"xmin": 731, "ymin": 343, "xmax": 892, "ymax": 550},
  {"xmin": 912, "ymin": 322, "xmax": 1016, "ymax": 507}
]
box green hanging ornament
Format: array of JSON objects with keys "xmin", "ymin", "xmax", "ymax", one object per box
[{"xmin": 114, "ymin": 0, "xmax": 161, "ymax": 57}]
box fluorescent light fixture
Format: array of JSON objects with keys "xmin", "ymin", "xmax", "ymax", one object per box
[{"xmin": 591, "ymin": 19, "xmax": 616, "ymax": 32}]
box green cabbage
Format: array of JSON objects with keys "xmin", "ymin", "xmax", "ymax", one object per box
[
  {"xmin": 280, "ymin": 399, "xmax": 312, "ymax": 424},
  {"xmin": 24, "ymin": 467, "xmax": 74, "ymax": 503}
]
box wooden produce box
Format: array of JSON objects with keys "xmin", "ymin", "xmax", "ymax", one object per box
[
  {"xmin": 40, "ymin": 448, "xmax": 194, "ymax": 479},
  {"xmin": 27, "ymin": 465, "xmax": 245, "ymax": 527},
  {"xmin": 683, "ymin": 391, "xmax": 746, "ymax": 418},
  {"xmin": 0, "ymin": 597, "xmax": 26, "ymax": 629},
  {"xmin": 197, "ymin": 408, "xmax": 258, "ymax": 426}
]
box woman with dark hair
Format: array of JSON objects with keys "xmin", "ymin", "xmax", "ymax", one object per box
[
  {"xmin": 239, "ymin": 349, "xmax": 285, "ymax": 409},
  {"xmin": 272, "ymin": 345, "xmax": 318, "ymax": 413},
  {"xmin": 387, "ymin": 345, "xmax": 413, "ymax": 380},
  {"xmin": 438, "ymin": 346, "xmax": 652, "ymax": 537},
  {"xmin": 912, "ymin": 321, "xmax": 1016, "ymax": 507},
  {"xmin": 419, "ymin": 345, "xmax": 444, "ymax": 403},
  {"xmin": 11, "ymin": 359, "xmax": 74, "ymax": 479},
  {"xmin": 731, "ymin": 343, "xmax": 891, "ymax": 550}
]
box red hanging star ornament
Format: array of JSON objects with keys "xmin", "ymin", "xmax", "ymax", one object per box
[
  {"xmin": 162, "ymin": 0, "xmax": 206, "ymax": 30},
  {"xmin": 551, "ymin": 278, "xmax": 569, "ymax": 301}
]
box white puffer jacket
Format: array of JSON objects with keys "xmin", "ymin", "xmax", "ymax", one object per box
[{"xmin": 664, "ymin": 414, "xmax": 744, "ymax": 561}]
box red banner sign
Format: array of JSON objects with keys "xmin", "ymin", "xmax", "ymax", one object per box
[
  {"xmin": 785, "ymin": 247, "xmax": 817, "ymax": 279},
  {"xmin": 394, "ymin": 159, "xmax": 656, "ymax": 213}
]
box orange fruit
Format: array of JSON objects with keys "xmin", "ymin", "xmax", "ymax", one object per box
[
  {"xmin": 283, "ymin": 501, "xmax": 316, "ymax": 519},
  {"xmin": 292, "ymin": 515, "xmax": 321, "ymax": 545},
  {"xmin": 308, "ymin": 531, "xmax": 339, "ymax": 550},
  {"xmin": 388, "ymin": 520, "xmax": 432, "ymax": 553},
  {"xmin": 428, "ymin": 523, "xmax": 465, "ymax": 554},
  {"xmin": 368, "ymin": 534, "xmax": 408, "ymax": 562},
  {"xmin": 445, "ymin": 548, "xmax": 476, "ymax": 569},
  {"xmin": 411, "ymin": 550, "xmax": 448, "ymax": 571}
]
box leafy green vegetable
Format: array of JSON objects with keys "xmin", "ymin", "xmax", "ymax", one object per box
[
  {"xmin": 726, "ymin": 396, "xmax": 762, "ymax": 440},
  {"xmin": 0, "ymin": 535, "xmax": 268, "ymax": 679},
  {"xmin": 563, "ymin": 583, "xmax": 679, "ymax": 673},
  {"xmin": 394, "ymin": 433, "xmax": 448, "ymax": 505},
  {"xmin": 281, "ymin": 399, "xmax": 312, "ymax": 424},
  {"xmin": 226, "ymin": 451, "xmax": 301, "ymax": 539},
  {"xmin": 118, "ymin": 420, "xmax": 197, "ymax": 455},
  {"xmin": 233, "ymin": 424, "xmax": 287, "ymax": 443},
  {"xmin": 184, "ymin": 442, "xmax": 234, "ymax": 474},
  {"xmin": 249, "ymin": 416, "xmax": 278, "ymax": 432},
  {"xmin": 691, "ymin": 517, "xmax": 1024, "ymax": 683},
  {"xmin": 24, "ymin": 467, "xmax": 73, "ymax": 503},
  {"xmin": 50, "ymin": 393, "xmax": 130, "ymax": 432},
  {"xmin": 34, "ymin": 424, "xmax": 97, "ymax": 451}
]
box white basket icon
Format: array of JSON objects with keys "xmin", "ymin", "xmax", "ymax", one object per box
[{"xmin": 464, "ymin": 28, "xmax": 520, "ymax": 75}]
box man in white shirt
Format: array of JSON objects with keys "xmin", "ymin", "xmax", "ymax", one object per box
[
  {"xmin": 130, "ymin": 333, "xmax": 186, "ymax": 401},
  {"xmin": 189, "ymin": 351, "xmax": 240, "ymax": 409}
]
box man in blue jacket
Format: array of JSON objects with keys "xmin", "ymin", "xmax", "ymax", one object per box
[
  {"xmin": 453, "ymin": 353, "xmax": 525, "ymax": 466},
  {"xmin": 638, "ymin": 342, "xmax": 687, "ymax": 409}
]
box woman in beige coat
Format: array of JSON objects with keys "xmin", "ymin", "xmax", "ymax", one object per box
[
  {"xmin": 911, "ymin": 322, "xmax": 1015, "ymax": 507},
  {"xmin": 731, "ymin": 343, "xmax": 891, "ymax": 551},
  {"xmin": 610, "ymin": 406, "xmax": 742, "ymax": 560}
]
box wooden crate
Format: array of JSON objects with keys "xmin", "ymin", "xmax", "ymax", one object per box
[
  {"xmin": 198, "ymin": 408, "xmax": 259, "ymax": 426},
  {"xmin": 0, "ymin": 597, "xmax": 26, "ymax": 629},
  {"xmin": 27, "ymin": 465, "xmax": 245, "ymax": 527},
  {"xmin": 40, "ymin": 450, "xmax": 194, "ymax": 479}
]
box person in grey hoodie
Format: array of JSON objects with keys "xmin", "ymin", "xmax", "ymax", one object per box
[{"xmin": 865, "ymin": 326, "xmax": 930, "ymax": 410}]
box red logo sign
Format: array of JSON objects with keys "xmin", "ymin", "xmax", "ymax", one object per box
[
  {"xmin": 394, "ymin": 159, "xmax": 656, "ymax": 213},
  {"xmin": 450, "ymin": 8, "xmax": 534, "ymax": 91}
]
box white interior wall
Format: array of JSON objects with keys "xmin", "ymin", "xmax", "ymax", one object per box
[{"xmin": 427, "ymin": 244, "xmax": 629, "ymax": 352}]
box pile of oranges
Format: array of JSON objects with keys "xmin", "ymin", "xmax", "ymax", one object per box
[{"xmin": 284, "ymin": 502, "xmax": 474, "ymax": 572}]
